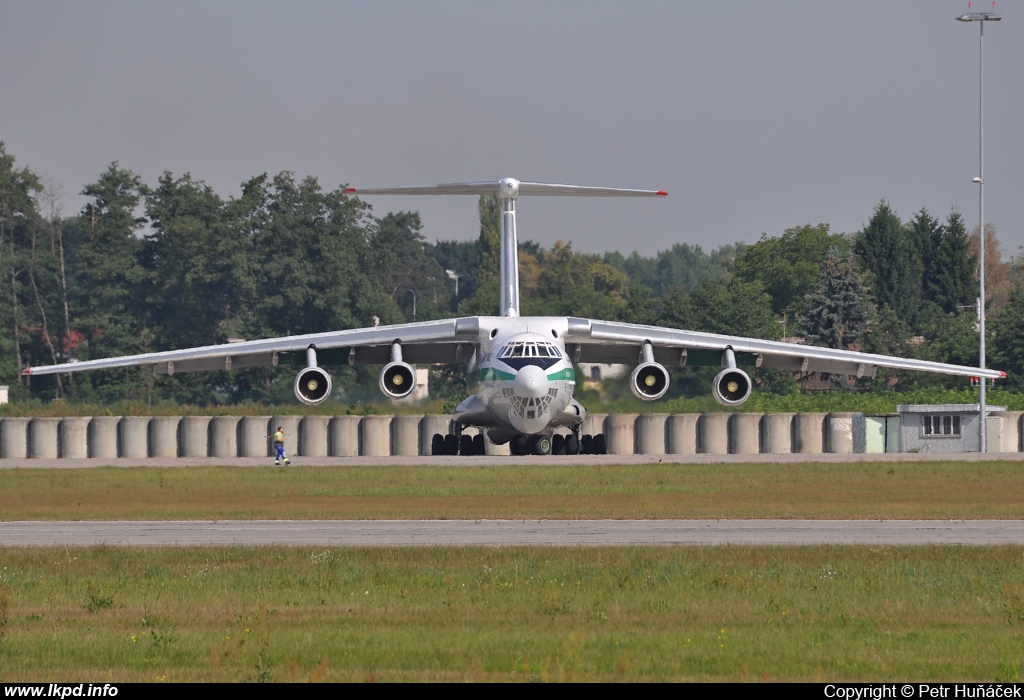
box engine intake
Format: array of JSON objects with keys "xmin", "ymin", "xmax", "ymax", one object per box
[
  {"xmin": 380, "ymin": 361, "xmax": 416, "ymax": 399},
  {"xmin": 294, "ymin": 366, "xmax": 332, "ymax": 405},
  {"xmin": 630, "ymin": 362, "xmax": 670, "ymax": 401},
  {"xmin": 712, "ymin": 368, "xmax": 752, "ymax": 406}
]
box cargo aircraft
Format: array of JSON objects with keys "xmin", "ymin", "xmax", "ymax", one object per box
[{"xmin": 23, "ymin": 178, "xmax": 1004, "ymax": 455}]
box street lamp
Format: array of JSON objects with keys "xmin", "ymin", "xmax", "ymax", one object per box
[
  {"xmin": 445, "ymin": 269, "xmax": 461, "ymax": 297},
  {"xmin": 957, "ymin": 4, "xmax": 1000, "ymax": 452}
]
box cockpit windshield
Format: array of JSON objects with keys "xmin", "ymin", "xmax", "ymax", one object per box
[{"xmin": 498, "ymin": 342, "xmax": 561, "ymax": 360}]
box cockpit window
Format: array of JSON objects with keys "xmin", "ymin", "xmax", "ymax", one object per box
[{"xmin": 498, "ymin": 342, "xmax": 562, "ymax": 359}]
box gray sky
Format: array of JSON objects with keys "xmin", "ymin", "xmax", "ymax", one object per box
[{"xmin": 2, "ymin": 1, "xmax": 1021, "ymax": 258}]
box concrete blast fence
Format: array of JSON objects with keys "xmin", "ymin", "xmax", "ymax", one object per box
[{"xmin": 2, "ymin": 412, "xmax": 1022, "ymax": 459}]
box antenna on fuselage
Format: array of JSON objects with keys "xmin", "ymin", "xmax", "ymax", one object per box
[{"xmin": 343, "ymin": 179, "xmax": 666, "ymax": 317}]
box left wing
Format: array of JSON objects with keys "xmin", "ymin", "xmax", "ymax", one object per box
[
  {"xmin": 564, "ymin": 318, "xmax": 1004, "ymax": 380},
  {"xmin": 22, "ymin": 318, "xmax": 481, "ymax": 376}
]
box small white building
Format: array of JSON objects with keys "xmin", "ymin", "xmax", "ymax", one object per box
[
  {"xmin": 0, "ymin": 386, "xmax": 8, "ymax": 404},
  {"xmin": 898, "ymin": 404, "xmax": 1006, "ymax": 453}
]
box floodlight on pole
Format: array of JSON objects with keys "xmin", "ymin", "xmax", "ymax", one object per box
[{"xmin": 956, "ymin": 3, "xmax": 1000, "ymax": 453}]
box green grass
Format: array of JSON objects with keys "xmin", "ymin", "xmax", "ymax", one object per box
[
  {"xmin": 1, "ymin": 546, "xmax": 1023, "ymax": 681},
  {"xmin": 3, "ymin": 461, "xmax": 1024, "ymax": 521}
]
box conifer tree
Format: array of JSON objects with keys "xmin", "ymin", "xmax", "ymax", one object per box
[{"xmin": 798, "ymin": 248, "xmax": 871, "ymax": 350}]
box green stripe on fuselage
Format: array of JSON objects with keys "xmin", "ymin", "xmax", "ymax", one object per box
[
  {"xmin": 477, "ymin": 367, "xmax": 516, "ymax": 382},
  {"xmin": 546, "ymin": 367, "xmax": 575, "ymax": 381}
]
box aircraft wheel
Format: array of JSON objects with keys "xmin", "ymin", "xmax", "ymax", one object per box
[
  {"xmin": 552, "ymin": 434, "xmax": 566, "ymax": 456},
  {"xmin": 581, "ymin": 434, "xmax": 594, "ymax": 455},
  {"xmin": 511, "ymin": 434, "xmax": 530, "ymax": 456},
  {"xmin": 444, "ymin": 434, "xmax": 458, "ymax": 456},
  {"xmin": 565, "ymin": 434, "xmax": 579, "ymax": 455},
  {"xmin": 594, "ymin": 434, "xmax": 607, "ymax": 455},
  {"xmin": 431, "ymin": 433, "xmax": 445, "ymax": 456},
  {"xmin": 472, "ymin": 434, "xmax": 485, "ymax": 455},
  {"xmin": 531, "ymin": 434, "xmax": 552, "ymax": 456},
  {"xmin": 459, "ymin": 434, "xmax": 473, "ymax": 456}
]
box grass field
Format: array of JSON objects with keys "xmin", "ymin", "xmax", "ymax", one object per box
[
  {"xmin": 2, "ymin": 461, "xmax": 1024, "ymax": 520},
  {"xmin": 4, "ymin": 462, "xmax": 1023, "ymax": 682},
  {"xmin": 1, "ymin": 546, "xmax": 1023, "ymax": 682}
]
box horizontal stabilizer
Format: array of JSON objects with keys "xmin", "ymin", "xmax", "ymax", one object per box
[{"xmin": 344, "ymin": 179, "xmax": 666, "ymax": 198}]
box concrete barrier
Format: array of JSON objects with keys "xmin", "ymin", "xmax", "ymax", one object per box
[
  {"xmin": 730, "ymin": 413, "xmax": 762, "ymax": 455},
  {"xmin": 300, "ymin": 415, "xmax": 330, "ymax": 458},
  {"xmin": 239, "ymin": 416, "xmax": 270, "ymax": 458},
  {"xmin": 271, "ymin": 416, "xmax": 302, "ymax": 458},
  {"xmin": 485, "ymin": 435, "xmax": 511, "ymax": 455},
  {"xmin": 763, "ymin": 413, "xmax": 794, "ymax": 454},
  {"xmin": 120, "ymin": 417, "xmax": 150, "ymax": 458},
  {"xmin": 605, "ymin": 414, "xmax": 637, "ymax": 455},
  {"xmin": 150, "ymin": 416, "xmax": 181, "ymax": 458},
  {"xmin": 583, "ymin": 413, "xmax": 607, "ymax": 437},
  {"xmin": 666, "ymin": 414, "xmax": 698, "ymax": 454},
  {"xmin": 210, "ymin": 416, "xmax": 240, "ymax": 458},
  {"xmin": 330, "ymin": 416, "xmax": 361, "ymax": 457},
  {"xmin": 59, "ymin": 417, "xmax": 90, "ymax": 459},
  {"xmin": 360, "ymin": 415, "xmax": 392, "ymax": 457},
  {"xmin": 391, "ymin": 415, "xmax": 421, "ymax": 457},
  {"xmin": 996, "ymin": 411, "xmax": 1022, "ymax": 453},
  {"xmin": 1, "ymin": 418, "xmax": 30, "ymax": 458},
  {"xmin": 88, "ymin": 417, "xmax": 120, "ymax": 459},
  {"xmin": 180, "ymin": 416, "xmax": 211, "ymax": 458},
  {"xmin": 29, "ymin": 418, "xmax": 60, "ymax": 459},
  {"xmin": 15, "ymin": 410, "xmax": 1018, "ymax": 459},
  {"xmin": 795, "ymin": 412, "xmax": 826, "ymax": 454},
  {"xmin": 634, "ymin": 413, "xmax": 667, "ymax": 455},
  {"xmin": 699, "ymin": 413, "xmax": 730, "ymax": 455},
  {"xmin": 826, "ymin": 413, "xmax": 855, "ymax": 454}
]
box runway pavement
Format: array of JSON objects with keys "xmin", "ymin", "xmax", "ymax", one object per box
[
  {"xmin": 4, "ymin": 451, "xmax": 1024, "ymax": 469},
  {"xmin": 3, "ymin": 519, "xmax": 1024, "ymax": 547}
]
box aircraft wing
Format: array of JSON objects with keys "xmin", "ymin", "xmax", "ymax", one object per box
[
  {"xmin": 564, "ymin": 318, "xmax": 1005, "ymax": 380},
  {"xmin": 22, "ymin": 318, "xmax": 481, "ymax": 377}
]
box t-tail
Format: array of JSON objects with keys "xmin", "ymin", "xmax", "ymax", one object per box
[{"xmin": 343, "ymin": 178, "xmax": 667, "ymax": 317}]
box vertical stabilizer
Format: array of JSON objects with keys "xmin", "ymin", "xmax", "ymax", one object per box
[{"xmin": 498, "ymin": 179, "xmax": 521, "ymax": 317}]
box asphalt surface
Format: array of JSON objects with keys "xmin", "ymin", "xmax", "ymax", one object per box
[
  {"xmin": 3, "ymin": 519, "xmax": 1024, "ymax": 547},
  {"xmin": 3, "ymin": 451, "xmax": 1024, "ymax": 469}
]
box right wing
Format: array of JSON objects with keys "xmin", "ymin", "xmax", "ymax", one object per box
[
  {"xmin": 564, "ymin": 317, "xmax": 1004, "ymax": 380},
  {"xmin": 23, "ymin": 317, "xmax": 483, "ymax": 376}
]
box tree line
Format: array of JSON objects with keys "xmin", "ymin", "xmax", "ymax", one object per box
[{"xmin": 3, "ymin": 141, "xmax": 1022, "ymax": 406}]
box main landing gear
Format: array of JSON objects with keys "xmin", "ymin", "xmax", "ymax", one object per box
[
  {"xmin": 431, "ymin": 423, "xmax": 485, "ymax": 456},
  {"xmin": 430, "ymin": 425, "xmax": 608, "ymax": 456},
  {"xmin": 508, "ymin": 430, "xmax": 606, "ymax": 456}
]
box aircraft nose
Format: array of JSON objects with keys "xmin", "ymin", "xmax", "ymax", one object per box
[{"xmin": 514, "ymin": 365, "xmax": 547, "ymax": 399}]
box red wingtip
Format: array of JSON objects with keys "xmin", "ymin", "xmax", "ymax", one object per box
[
  {"xmin": 1000, "ymin": 371, "xmax": 1007, "ymax": 378},
  {"xmin": 342, "ymin": 187, "xmax": 357, "ymax": 194},
  {"xmin": 21, "ymin": 367, "xmax": 32, "ymax": 375},
  {"xmin": 656, "ymin": 190, "xmax": 668, "ymax": 196}
]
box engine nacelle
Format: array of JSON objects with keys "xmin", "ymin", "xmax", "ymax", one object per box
[
  {"xmin": 712, "ymin": 368, "xmax": 752, "ymax": 406},
  {"xmin": 630, "ymin": 362, "xmax": 670, "ymax": 401},
  {"xmin": 379, "ymin": 361, "xmax": 416, "ymax": 399},
  {"xmin": 294, "ymin": 366, "xmax": 332, "ymax": 405}
]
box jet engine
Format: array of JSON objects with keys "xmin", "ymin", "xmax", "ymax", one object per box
[
  {"xmin": 379, "ymin": 361, "xmax": 416, "ymax": 399},
  {"xmin": 294, "ymin": 366, "xmax": 332, "ymax": 405},
  {"xmin": 630, "ymin": 362, "xmax": 670, "ymax": 401},
  {"xmin": 712, "ymin": 368, "xmax": 752, "ymax": 406}
]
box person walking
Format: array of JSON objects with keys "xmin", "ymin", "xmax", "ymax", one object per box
[{"xmin": 270, "ymin": 426, "xmax": 290, "ymax": 465}]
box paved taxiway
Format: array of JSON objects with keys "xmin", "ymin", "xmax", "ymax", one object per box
[
  {"xmin": 4, "ymin": 451, "xmax": 1024, "ymax": 469},
  {"xmin": 4, "ymin": 520, "xmax": 1024, "ymax": 547}
]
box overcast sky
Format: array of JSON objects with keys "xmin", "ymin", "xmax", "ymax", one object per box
[{"xmin": 2, "ymin": 1, "xmax": 1021, "ymax": 258}]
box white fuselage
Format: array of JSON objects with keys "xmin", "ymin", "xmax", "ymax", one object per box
[{"xmin": 453, "ymin": 317, "xmax": 582, "ymax": 439}]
